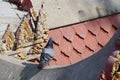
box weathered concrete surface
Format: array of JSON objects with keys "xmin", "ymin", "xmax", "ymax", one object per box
[
  {"xmin": 45, "ymin": 0, "xmax": 120, "ymax": 28},
  {"xmin": 1, "ymin": 0, "xmax": 120, "ymax": 29},
  {"xmin": 0, "ymin": 0, "xmax": 27, "ymax": 25},
  {"xmin": 0, "ymin": 27, "xmax": 120, "ymax": 80}
]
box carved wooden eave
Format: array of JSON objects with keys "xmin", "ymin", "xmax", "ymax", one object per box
[
  {"xmin": 15, "ymin": 17, "xmax": 33, "ymax": 49},
  {"xmin": 22, "ymin": 18, "xmax": 33, "ymax": 41},
  {"xmin": 99, "ymin": 51, "xmax": 120, "ymax": 80},
  {"xmin": 0, "ymin": 1, "xmax": 49, "ymax": 62},
  {"xmin": 27, "ymin": 7, "xmax": 49, "ymax": 57},
  {"xmin": 29, "ymin": 8, "xmax": 37, "ymax": 21},
  {"xmin": 38, "ymin": 5, "xmax": 47, "ymax": 25},
  {"xmin": 2, "ymin": 24, "xmax": 15, "ymax": 50},
  {"xmin": 29, "ymin": 17, "xmax": 36, "ymax": 32},
  {"xmin": 99, "ymin": 36, "xmax": 120, "ymax": 79}
]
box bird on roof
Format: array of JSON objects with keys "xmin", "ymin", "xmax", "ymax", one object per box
[{"xmin": 38, "ymin": 37, "xmax": 54, "ymax": 69}]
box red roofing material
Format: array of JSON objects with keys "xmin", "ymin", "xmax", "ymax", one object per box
[
  {"xmin": 81, "ymin": 47, "xmax": 93, "ymax": 60},
  {"xmin": 98, "ymin": 17, "xmax": 112, "ymax": 33},
  {"xmin": 84, "ymin": 31, "xmax": 98, "ymax": 51},
  {"xmin": 94, "ymin": 44, "xmax": 102, "ymax": 54},
  {"xmin": 49, "ymin": 60, "xmax": 57, "ymax": 66},
  {"xmin": 48, "ymin": 14, "xmax": 120, "ymax": 66},
  {"xmin": 110, "ymin": 14, "xmax": 120, "ymax": 28},
  {"xmin": 85, "ymin": 21, "xmax": 100, "ymax": 36},
  {"xmin": 59, "ymin": 38, "xmax": 73, "ymax": 57},
  {"xmin": 72, "ymin": 35, "xmax": 85, "ymax": 54},
  {"xmin": 48, "ymin": 29, "xmax": 63, "ymax": 45},
  {"xmin": 96, "ymin": 29, "xmax": 110, "ymax": 47},
  {"xmin": 73, "ymin": 23, "xmax": 88, "ymax": 39},
  {"xmin": 60, "ymin": 27, "xmax": 75, "ymax": 42},
  {"xmin": 69, "ymin": 49, "xmax": 82, "ymax": 64},
  {"xmin": 108, "ymin": 26, "xmax": 116, "ymax": 38}
]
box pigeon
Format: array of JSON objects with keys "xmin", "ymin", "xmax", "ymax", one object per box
[{"xmin": 38, "ymin": 37, "xmax": 54, "ymax": 69}]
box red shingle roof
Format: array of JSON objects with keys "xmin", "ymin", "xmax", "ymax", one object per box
[{"xmin": 48, "ymin": 14, "xmax": 120, "ymax": 66}]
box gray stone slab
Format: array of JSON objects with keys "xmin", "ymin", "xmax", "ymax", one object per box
[
  {"xmin": 44, "ymin": 0, "xmax": 120, "ymax": 28},
  {"xmin": 0, "ymin": 0, "xmax": 27, "ymax": 28},
  {"xmin": 1, "ymin": 0, "xmax": 120, "ymax": 29}
]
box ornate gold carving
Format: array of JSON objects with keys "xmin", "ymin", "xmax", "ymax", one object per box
[
  {"xmin": 2, "ymin": 24, "xmax": 15, "ymax": 51},
  {"xmin": 0, "ymin": 1, "xmax": 49, "ymax": 63}
]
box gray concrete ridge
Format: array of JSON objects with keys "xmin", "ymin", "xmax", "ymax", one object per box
[{"xmin": 0, "ymin": 28, "xmax": 120, "ymax": 80}]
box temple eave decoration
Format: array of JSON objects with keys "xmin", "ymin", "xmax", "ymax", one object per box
[
  {"xmin": 0, "ymin": 1, "xmax": 49, "ymax": 63},
  {"xmin": 99, "ymin": 36, "xmax": 120, "ymax": 80}
]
